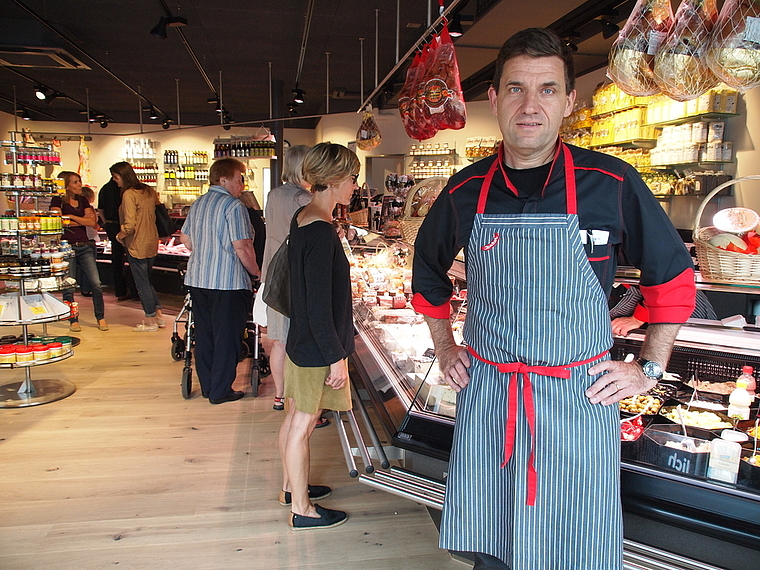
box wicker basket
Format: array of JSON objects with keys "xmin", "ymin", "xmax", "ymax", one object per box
[
  {"xmin": 693, "ymin": 175, "xmax": 760, "ymax": 283},
  {"xmin": 398, "ymin": 176, "xmax": 448, "ymax": 245},
  {"xmin": 349, "ymin": 208, "xmax": 369, "ymax": 227}
]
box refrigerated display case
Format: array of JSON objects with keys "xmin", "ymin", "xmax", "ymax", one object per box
[{"xmin": 347, "ymin": 237, "xmax": 760, "ymax": 570}]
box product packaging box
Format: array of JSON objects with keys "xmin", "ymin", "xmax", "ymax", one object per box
[
  {"xmin": 638, "ymin": 425, "xmax": 714, "ymax": 477},
  {"xmin": 738, "ymin": 452, "xmax": 760, "ymax": 490}
]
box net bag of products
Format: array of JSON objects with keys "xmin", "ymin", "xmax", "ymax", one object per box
[
  {"xmin": 398, "ymin": 48, "xmax": 436, "ymax": 141},
  {"xmin": 420, "ymin": 25, "xmax": 467, "ymax": 134},
  {"xmin": 705, "ymin": 0, "xmax": 760, "ymax": 90},
  {"xmin": 356, "ymin": 107, "xmax": 382, "ymax": 151},
  {"xmin": 693, "ymin": 175, "xmax": 760, "ymax": 283},
  {"xmin": 608, "ymin": 0, "xmax": 674, "ymax": 96},
  {"xmin": 652, "ymin": 0, "xmax": 719, "ymax": 101}
]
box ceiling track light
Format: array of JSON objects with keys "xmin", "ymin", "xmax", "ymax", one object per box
[
  {"xmin": 100, "ymin": 120, "xmax": 109, "ymax": 129},
  {"xmin": 167, "ymin": 16, "xmax": 188, "ymax": 28},
  {"xmin": 149, "ymin": 107, "xmax": 158, "ymax": 120},
  {"xmin": 292, "ymin": 87, "xmax": 305, "ymax": 105},
  {"xmin": 150, "ymin": 16, "xmax": 168, "ymax": 39},
  {"xmin": 21, "ymin": 108, "xmax": 31, "ymax": 121},
  {"xmin": 601, "ymin": 20, "xmax": 620, "ymax": 40},
  {"xmin": 564, "ymin": 40, "xmax": 579, "ymax": 53},
  {"xmin": 448, "ymin": 15, "xmax": 464, "ymax": 38},
  {"xmin": 162, "ymin": 116, "xmax": 173, "ymax": 129}
]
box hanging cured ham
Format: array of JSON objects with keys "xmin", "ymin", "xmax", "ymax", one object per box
[
  {"xmin": 653, "ymin": 0, "xmax": 719, "ymax": 101},
  {"xmin": 608, "ymin": 0, "xmax": 674, "ymax": 96},
  {"xmin": 705, "ymin": 0, "xmax": 760, "ymax": 90}
]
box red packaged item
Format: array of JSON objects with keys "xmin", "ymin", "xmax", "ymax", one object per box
[
  {"xmin": 621, "ymin": 415, "xmax": 646, "ymax": 441},
  {"xmin": 356, "ymin": 107, "xmax": 382, "ymax": 151},
  {"xmin": 399, "ymin": 49, "xmax": 433, "ymax": 141},
  {"xmin": 608, "ymin": 0, "xmax": 674, "ymax": 96},
  {"xmin": 420, "ymin": 25, "xmax": 467, "ymax": 134}
]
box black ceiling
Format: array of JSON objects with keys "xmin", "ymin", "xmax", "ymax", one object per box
[{"xmin": 0, "ymin": 0, "xmax": 635, "ymax": 131}]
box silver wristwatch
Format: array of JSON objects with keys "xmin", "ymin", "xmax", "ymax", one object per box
[{"xmin": 636, "ymin": 357, "xmax": 663, "ymax": 381}]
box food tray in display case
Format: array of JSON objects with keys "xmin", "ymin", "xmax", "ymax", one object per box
[{"xmin": 349, "ymin": 237, "xmax": 466, "ymax": 456}]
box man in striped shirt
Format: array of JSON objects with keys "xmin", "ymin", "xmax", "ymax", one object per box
[{"xmin": 180, "ymin": 158, "xmax": 260, "ymax": 404}]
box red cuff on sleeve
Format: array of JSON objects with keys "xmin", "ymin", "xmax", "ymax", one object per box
[
  {"xmin": 632, "ymin": 304, "xmax": 649, "ymax": 322},
  {"xmin": 639, "ymin": 268, "xmax": 696, "ymax": 323},
  {"xmin": 411, "ymin": 292, "xmax": 451, "ymax": 319}
]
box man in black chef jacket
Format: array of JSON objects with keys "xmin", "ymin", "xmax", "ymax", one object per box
[{"xmin": 412, "ymin": 28, "xmax": 696, "ymax": 570}]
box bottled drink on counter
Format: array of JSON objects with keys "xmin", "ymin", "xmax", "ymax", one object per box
[
  {"xmin": 738, "ymin": 365, "xmax": 756, "ymax": 394},
  {"xmin": 727, "ymin": 378, "xmax": 752, "ymax": 421}
]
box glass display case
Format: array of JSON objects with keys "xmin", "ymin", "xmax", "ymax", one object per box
[{"xmin": 348, "ymin": 236, "xmax": 759, "ymax": 570}]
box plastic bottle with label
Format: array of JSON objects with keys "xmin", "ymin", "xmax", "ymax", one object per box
[
  {"xmin": 738, "ymin": 365, "xmax": 756, "ymax": 395},
  {"xmin": 727, "ymin": 378, "xmax": 752, "ymax": 421}
]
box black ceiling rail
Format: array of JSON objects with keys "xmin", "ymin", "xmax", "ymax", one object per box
[
  {"xmin": 0, "ymin": 93, "xmax": 57, "ymax": 120},
  {"xmin": 156, "ymin": 0, "xmax": 218, "ymax": 96},
  {"xmin": 459, "ymin": 0, "xmax": 637, "ymax": 100},
  {"xmin": 11, "ymin": 0, "xmax": 169, "ymax": 119},
  {"xmin": 1, "ymin": 66, "xmax": 114, "ymax": 123}
]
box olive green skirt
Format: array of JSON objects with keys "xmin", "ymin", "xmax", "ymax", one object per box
[{"xmin": 284, "ymin": 356, "xmax": 352, "ymax": 415}]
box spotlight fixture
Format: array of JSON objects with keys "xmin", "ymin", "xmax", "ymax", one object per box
[
  {"xmin": 212, "ymin": 98, "xmax": 222, "ymax": 113},
  {"xmin": 161, "ymin": 117, "xmax": 174, "ymax": 129},
  {"xmin": 448, "ymin": 15, "xmax": 464, "ymax": 38},
  {"xmin": 100, "ymin": 120, "xmax": 109, "ymax": 129},
  {"xmin": 167, "ymin": 16, "xmax": 188, "ymax": 28},
  {"xmin": 287, "ymin": 103, "xmax": 298, "ymax": 116},
  {"xmin": 34, "ymin": 85, "xmax": 58, "ymax": 102},
  {"xmin": 601, "ymin": 20, "xmax": 620, "ymax": 40},
  {"xmin": 292, "ymin": 87, "xmax": 305, "ymax": 105},
  {"xmin": 150, "ymin": 16, "xmax": 168, "ymax": 39},
  {"xmin": 21, "ymin": 108, "xmax": 31, "ymax": 121},
  {"xmin": 564, "ymin": 40, "xmax": 579, "ymax": 53},
  {"xmin": 149, "ymin": 107, "xmax": 158, "ymax": 120}
]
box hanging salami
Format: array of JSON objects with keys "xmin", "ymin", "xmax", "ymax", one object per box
[
  {"xmin": 653, "ymin": 0, "xmax": 719, "ymax": 101},
  {"xmin": 356, "ymin": 107, "xmax": 382, "ymax": 151},
  {"xmin": 608, "ymin": 0, "xmax": 674, "ymax": 96},
  {"xmin": 398, "ymin": 24, "xmax": 466, "ymax": 141},
  {"xmin": 705, "ymin": 0, "xmax": 760, "ymax": 90}
]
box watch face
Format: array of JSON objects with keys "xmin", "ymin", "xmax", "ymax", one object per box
[{"xmin": 642, "ymin": 360, "xmax": 663, "ymax": 379}]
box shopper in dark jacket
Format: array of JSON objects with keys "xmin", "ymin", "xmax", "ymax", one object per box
[{"xmin": 278, "ymin": 142, "xmax": 359, "ymax": 531}]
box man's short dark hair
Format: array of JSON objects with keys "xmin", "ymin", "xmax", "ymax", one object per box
[{"xmin": 492, "ymin": 28, "xmax": 575, "ymax": 95}]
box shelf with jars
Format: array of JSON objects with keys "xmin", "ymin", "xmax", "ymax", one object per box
[
  {"xmin": 407, "ymin": 142, "xmax": 456, "ymax": 177},
  {"xmin": 464, "ymin": 137, "xmax": 500, "ymax": 160},
  {"xmin": 163, "ymin": 150, "xmax": 209, "ymax": 165},
  {"xmin": 2, "ymin": 140, "xmax": 61, "ymax": 166},
  {"xmin": 0, "ymin": 131, "xmax": 76, "ymax": 408}
]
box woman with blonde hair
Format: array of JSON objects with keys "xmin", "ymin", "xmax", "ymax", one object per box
[
  {"xmin": 278, "ymin": 142, "xmax": 359, "ymax": 530},
  {"xmin": 50, "ymin": 171, "xmax": 108, "ymax": 332},
  {"xmin": 110, "ymin": 161, "xmax": 166, "ymax": 332}
]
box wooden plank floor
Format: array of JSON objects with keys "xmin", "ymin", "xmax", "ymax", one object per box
[{"xmin": 0, "ymin": 293, "xmax": 466, "ymax": 570}]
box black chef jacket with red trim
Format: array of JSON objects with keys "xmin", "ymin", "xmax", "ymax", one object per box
[{"xmin": 412, "ymin": 142, "xmax": 696, "ymax": 323}]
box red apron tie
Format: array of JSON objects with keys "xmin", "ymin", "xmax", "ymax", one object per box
[{"xmin": 467, "ymin": 346, "xmax": 608, "ymax": 506}]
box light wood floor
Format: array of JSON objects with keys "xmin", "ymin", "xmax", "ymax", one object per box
[{"xmin": 0, "ymin": 293, "xmax": 466, "ymax": 570}]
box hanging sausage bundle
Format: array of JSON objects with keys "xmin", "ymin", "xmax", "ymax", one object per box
[
  {"xmin": 398, "ymin": 23, "xmax": 466, "ymax": 141},
  {"xmin": 705, "ymin": 0, "xmax": 760, "ymax": 90},
  {"xmin": 652, "ymin": 0, "xmax": 719, "ymax": 101},
  {"xmin": 608, "ymin": 0, "xmax": 674, "ymax": 96}
]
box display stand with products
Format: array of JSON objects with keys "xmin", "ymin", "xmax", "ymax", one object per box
[
  {"xmin": 162, "ymin": 149, "xmax": 209, "ymax": 203},
  {"xmin": 407, "ymin": 142, "xmax": 456, "ymax": 178},
  {"xmin": 0, "ymin": 135, "xmax": 76, "ymax": 408},
  {"xmin": 341, "ymin": 232, "xmax": 760, "ymax": 570}
]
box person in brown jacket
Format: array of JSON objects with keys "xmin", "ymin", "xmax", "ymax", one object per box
[{"xmin": 110, "ymin": 162, "xmax": 166, "ymax": 332}]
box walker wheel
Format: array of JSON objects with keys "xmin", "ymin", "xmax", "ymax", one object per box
[
  {"xmin": 250, "ymin": 365, "xmax": 260, "ymax": 397},
  {"xmin": 171, "ymin": 338, "xmax": 185, "ymax": 362},
  {"xmin": 181, "ymin": 366, "xmax": 192, "ymax": 399}
]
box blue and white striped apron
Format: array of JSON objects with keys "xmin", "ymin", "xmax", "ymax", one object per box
[{"xmin": 439, "ymin": 144, "xmax": 623, "ymax": 570}]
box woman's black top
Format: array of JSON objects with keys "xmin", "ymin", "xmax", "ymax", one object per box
[{"xmin": 286, "ymin": 211, "xmax": 354, "ymax": 367}]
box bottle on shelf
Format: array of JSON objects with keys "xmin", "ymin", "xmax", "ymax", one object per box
[
  {"xmin": 727, "ymin": 377, "xmax": 753, "ymax": 421},
  {"xmin": 738, "ymin": 365, "xmax": 756, "ymax": 394}
]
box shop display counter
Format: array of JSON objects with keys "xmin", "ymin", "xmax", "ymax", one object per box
[{"xmin": 347, "ymin": 237, "xmax": 759, "ymax": 570}]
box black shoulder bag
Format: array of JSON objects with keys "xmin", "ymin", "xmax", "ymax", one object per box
[{"xmin": 262, "ymin": 237, "xmax": 290, "ymax": 317}]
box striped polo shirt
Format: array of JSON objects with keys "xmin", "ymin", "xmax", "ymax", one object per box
[{"xmin": 182, "ymin": 185, "xmax": 253, "ymax": 290}]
